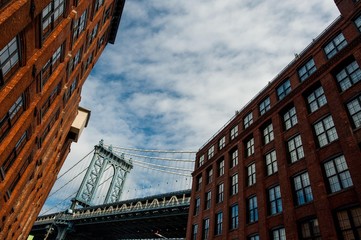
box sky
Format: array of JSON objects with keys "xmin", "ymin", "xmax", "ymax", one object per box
[{"xmin": 43, "ymin": 0, "xmax": 341, "ymax": 213}]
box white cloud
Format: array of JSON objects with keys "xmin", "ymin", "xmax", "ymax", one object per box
[{"xmin": 42, "ymin": 0, "xmax": 340, "ymax": 213}]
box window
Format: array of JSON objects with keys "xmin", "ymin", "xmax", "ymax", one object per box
[
  {"xmin": 41, "ymin": 83, "xmax": 60, "ymax": 118},
  {"xmin": 307, "ymin": 86, "xmax": 327, "ymax": 113},
  {"xmin": 203, "ymin": 218, "xmax": 210, "ymax": 240},
  {"xmin": 248, "ymin": 234, "xmax": 260, "ymax": 240},
  {"xmin": 272, "ymin": 227, "xmax": 286, "ymax": 240},
  {"xmin": 208, "ymin": 145, "xmax": 214, "ymax": 159},
  {"xmin": 335, "ymin": 60, "xmax": 361, "ymax": 92},
  {"xmin": 298, "ymin": 58, "xmax": 317, "ymax": 81},
  {"xmin": 265, "ymin": 150, "xmax": 278, "ymax": 176},
  {"xmin": 94, "ymin": 0, "xmax": 104, "ymax": 12},
  {"xmin": 263, "ymin": 123, "xmax": 274, "ymax": 144},
  {"xmin": 194, "ymin": 197, "xmax": 200, "ymax": 215},
  {"xmin": 283, "ymin": 106, "xmax": 298, "ymax": 130},
  {"xmin": 313, "ymin": 115, "xmax": 338, "ymax": 147},
  {"xmin": 230, "ymin": 204, "xmax": 239, "ymax": 229},
  {"xmin": 259, "ymin": 97, "xmax": 271, "ymax": 115},
  {"xmin": 217, "ymin": 183, "xmax": 224, "ymax": 203},
  {"xmin": 288, "ymin": 135, "xmax": 304, "ymax": 163},
  {"xmin": 218, "ymin": 159, "xmax": 224, "ymax": 176},
  {"xmin": 299, "ymin": 218, "xmax": 321, "ymax": 240},
  {"xmin": 198, "ymin": 154, "xmax": 204, "ymax": 168},
  {"xmin": 244, "ymin": 112, "xmax": 253, "ymax": 129},
  {"xmin": 38, "ymin": 109, "xmax": 59, "ymax": 148},
  {"xmin": 196, "ymin": 175, "xmax": 202, "ymax": 191},
  {"xmin": 219, "ymin": 136, "xmax": 225, "ymax": 150},
  {"xmin": 64, "ymin": 77, "xmax": 78, "ymax": 104},
  {"xmin": 0, "ymin": 94, "xmax": 25, "ymax": 141},
  {"xmin": 230, "ymin": 125, "xmax": 238, "ymax": 140},
  {"xmin": 207, "ymin": 168, "xmax": 213, "ymax": 184},
  {"xmin": 84, "ymin": 51, "xmax": 94, "ymax": 71},
  {"xmin": 247, "ymin": 195, "xmax": 258, "ymax": 223},
  {"xmin": 335, "ymin": 206, "xmax": 361, "ymax": 239},
  {"xmin": 247, "ymin": 163, "xmax": 256, "ymax": 186},
  {"xmin": 42, "ymin": 0, "xmax": 65, "ymax": 40},
  {"xmin": 324, "ymin": 155, "xmax": 353, "ymax": 193},
  {"xmin": 347, "ymin": 96, "xmax": 361, "ymax": 128},
  {"xmin": 1, "ymin": 130, "xmax": 28, "ymax": 178},
  {"xmin": 73, "ymin": 10, "xmax": 87, "ymax": 43},
  {"xmin": 0, "ymin": 36, "xmax": 19, "ymax": 81},
  {"xmin": 88, "ymin": 23, "xmax": 99, "ymax": 46},
  {"xmin": 103, "ymin": 6, "xmax": 112, "ymax": 24},
  {"xmin": 230, "ymin": 149, "xmax": 238, "ymax": 168},
  {"xmin": 231, "ymin": 174, "xmax": 238, "ymax": 195},
  {"xmin": 205, "ymin": 191, "xmax": 211, "ymax": 209},
  {"xmin": 355, "ymin": 15, "xmax": 361, "ymax": 31},
  {"xmin": 277, "ymin": 79, "xmax": 291, "ymax": 100},
  {"xmin": 69, "ymin": 47, "xmax": 82, "ymax": 73},
  {"xmin": 192, "ymin": 224, "xmax": 198, "ymax": 240},
  {"xmin": 246, "ymin": 137, "xmax": 255, "ymax": 157},
  {"xmin": 324, "ymin": 33, "xmax": 347, "ymax": 59},
  {"xmin": 215, "ymin": 212, "xmax": 223, "ymax": 235},
  {"xmin": 40, "ymin": 44, "xmax": 63, "ymax": 89},
  {"xmin": 293, "ymin": 172, "xmax": 313, "ymax": 206},
  {"xmin": 268, "ymin": 185, "xmax": 282, "ymax": 215},
  {"xmin": 6, "ymin": 154, "xmax": 32, "ymax": 197}
]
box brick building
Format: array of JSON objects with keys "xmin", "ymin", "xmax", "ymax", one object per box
[
  {"xmin": 0, "ymin": 0, "xmax": 125, "ymax": 239},
  {"xmin": 187, "ymin": 0, "xmax": 361, "ymax": 239}
]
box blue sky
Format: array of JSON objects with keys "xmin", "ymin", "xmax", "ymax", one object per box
[{"xmin": 42, "ymin": 0, "xmax": 341, "ymax": 213}]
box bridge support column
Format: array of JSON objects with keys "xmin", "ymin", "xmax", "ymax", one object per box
[{"xmin": 55, "ymin": 222, "xmax": 73, "ymax": 240}]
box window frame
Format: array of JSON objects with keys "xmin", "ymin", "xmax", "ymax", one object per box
[
  {"xmin": 335, "ymin": 60, "xmax": 361, "ymax": 92},
  {"xmin": 287, "ymin": 134, "xmax": 305, "ymax": 163},
  {"xmin": 205, "ymin": 191, "xmax": 211, "ymax": 210},
  {"xmin": 306, "ymin": 86, "xmax": 327, "ymax": 113},
  {"xmin": 324, "ymin": 32, "xmax": 347, "ymax": 59},
  {"xmin": 230, "ymin": 125, "xmax": 238, "ymax": 140},
  {"xmin": 299, "ymin": 218, "xmax": 321, "ymax": 240},
  {"xmin": 41, "ymin": 0, "xmax": 65, "ymax": 41},
  {"xmin": 231, "ymin": 173, "xmax": 238, "ymax": 195},
  {"xmin": 259, "ymin": 97, "xmax": 271, "ymax": 115},
  {"xmin": 215, "ymin": 211, "xmax": 223, "ymax": 235},
  {"xmin": 313, "ymin": 115, "xmax": 338, "ymax": 148},
  {"xmin": 268, "ymin": 185, "xmax": 282, "ymax": 215},
  {"xmin": 265, "ymin": 150, "xmax": 278, "ymax": 176},
  {"xmin": 0, "ymin": 36, "xmax": 20, "ymax": 83},
  {"xmin": 230, "ymin": 148, "xmax": 238, "ymax": 168},
  {"xmin": 335, "ymin": 206, "xmax": 361, "ymax": 239},
  {"xmin": 277, "ymin": 79, "xmax": 291, "ymax": 100},
  {"xmin": 283, "ymin": 106, "xmax": 298, "ymax": 130},
  {"xmin": 243, "ymin": 112, "xmax": 253, "ymax": 129},
  {"xmin": 247, "ymin": 162, "xmax": 256, "ymax": 186},
  {"xmin": 323, "ymin": 155, "xmax": 353, "ymax": 193},
  {"xmin": 230, "ymin": 204, "xmax": 239, "ymax": 230},
  {"xmin": 218, "ymin": 136, "xmax": 225, "ymax": 150},
  {"xmin": 247, "ymin": 195, "xmax": 258, "ymax": 223},
  {"xmin": 263, "ymin": 123, "xmax": 274, "ymax": 145},
  {"xmin": 217, "ymin": 183, "xmax": 224, "ymax": 203},
  {"xmin": 298, "ymin": 58, "xmax": 317, "ymax": 82},
  {"xmin": 293, "ymin": 172, "xmax": 313, "ymax": 206},
  {"xmin": 347, "ymin": 95, "xmax": 361, "ymax": 128},
  {"xmin": 246, "ymin": 137, "xmax": 255, "ymax": 157}
]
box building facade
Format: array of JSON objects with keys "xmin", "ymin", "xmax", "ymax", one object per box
[
  {"xmin": 187, "ymin": 0, "xmax": 361, "ymax": 239},
  {"xmin": 0, "ymin": 0, "xmax": 125, "ymax": 239}
]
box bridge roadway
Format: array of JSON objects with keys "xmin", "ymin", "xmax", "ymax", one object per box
[{"xmin": 30, "ymin": 189, "xmax": 191, "ymax": 239}]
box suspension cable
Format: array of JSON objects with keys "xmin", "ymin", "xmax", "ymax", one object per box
[
  {"xmin": 131, "ymin": 159, "xmax": 193, "ymax": 172},
  {"xmin": 56, "ymin": 149, "xmax": 94, "ymax": 180},
  {"xmin": 105, "ymin": 145, "xmax": 196, "ymax": 154},
  {"xmin": 132, "ymin": 161, "xmax": 192, "ymax": 177}
]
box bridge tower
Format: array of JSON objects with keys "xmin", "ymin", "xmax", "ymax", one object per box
[{"xmin": 71, "ymin": 140, "xmax": 133, "ymax": 209}]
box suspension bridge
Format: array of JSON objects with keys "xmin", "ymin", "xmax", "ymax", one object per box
[{"xmin": 29, "ymin": 140, "xmax": 196, "ymax": 239}]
